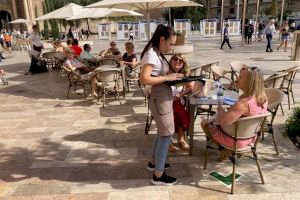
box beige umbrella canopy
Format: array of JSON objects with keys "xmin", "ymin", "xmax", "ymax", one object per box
[
  {"xmin": 9, "ymin": 18, "xmax": 33, "ymax": 24},
  {"xmin": 67, "ymin": 8, "xmax": 143, "ymax": 20},
  {"xmin": 35, "ymin": 3, "xmax": 84, "ymax": 20},
  {"xmin": 86, "ymin": 0, "xmax": 202, "ymax": 40}
]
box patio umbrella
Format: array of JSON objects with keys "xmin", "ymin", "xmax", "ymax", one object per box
[
  {"xmin": 67, "ymin": 8, "xmax": 143, "ymax": 20},
  {"xmin": 34, "ymin": 3, "xmax": 84, "ymax": 20},
  {"xmin": 8, "ymin": 18, "xmax": 33, "ymax": 24},
  {"xmin": 86, "ymin": 0, "xmax": 202, "ymax": 40}
]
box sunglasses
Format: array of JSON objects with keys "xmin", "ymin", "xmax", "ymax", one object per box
[{"xmin": 172, "ymin": 57, "xmax": 183, "ymax": 63}]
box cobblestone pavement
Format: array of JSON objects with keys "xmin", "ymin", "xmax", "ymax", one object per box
[{"xmin": 0, "ymin": 35, "xmax": 299, "ymax": 199}]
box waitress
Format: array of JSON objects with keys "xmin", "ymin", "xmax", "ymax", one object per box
[{"xmin": 139, "ymin": 24, "xmax": 183, "ymax": 185}]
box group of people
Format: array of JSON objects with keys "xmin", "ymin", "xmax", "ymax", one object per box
[
  {"xmin": 140, "ymin": 24, "xmax": 268, "ymax": 186},
  {"xmin": 220, "ymin": 19, "xmax": 292, "ymax": 53}
]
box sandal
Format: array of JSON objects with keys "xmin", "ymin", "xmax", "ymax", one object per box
[
  {"xmin": 179, "ymin": 139, "xmax": 190, "ymax": 151},
  {"xmin": 168, "ymin": 143, "xmax": 178, "ymax": 153}
]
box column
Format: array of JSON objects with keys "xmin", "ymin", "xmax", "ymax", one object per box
[
  {"xmin": 12, "ymin": 0, "xmax": 18, "ymax": 19},
  {"xmin": 22, "ymin": 0, "xmax": 30, "ymax": 20}
]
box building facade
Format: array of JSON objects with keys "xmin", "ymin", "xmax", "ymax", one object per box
[
  {"xmin": 0, "ymin": 0, "xmax": 43, "ymax": 30},
  {"xmin": 209, "ymin": 0, "xmax": 300, "ymax": 20}
]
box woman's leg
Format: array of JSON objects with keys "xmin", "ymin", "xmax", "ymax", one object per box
[
  {"xmin": 154, "ymin": 136, "xmax": 171, "ymax": 177},
  {"xmin": 178, "ymin": 127, "xmax": 189, "ymax": 150},
  {"xmin": 277, "ymin": 41, "xmax": 284, "ymax": 50},
  {"xmin": 284, "ymin": 40, "xmax": 288, "ymax": 52},
  {"xmin": 151, "ymin": 135, "xmax": 159, "ymax": 164}
]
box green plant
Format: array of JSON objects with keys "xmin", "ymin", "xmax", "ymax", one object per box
[
  {"xmin": 286, "ymin": 106, "xmax": 300, "ymax": 149},
  {"xmin": 175, "ymin": 31, "xmax": 185, "ymax": 36}
]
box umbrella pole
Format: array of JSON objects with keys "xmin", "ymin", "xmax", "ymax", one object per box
[
  {"xmin": 241, "ymin": 0, "xmax": 247, "ymax": 46},
  {"xmin": 220, "ymin": 0, "xmax": 224, "ymax": 43},
  {"xmin": 254, "ymin": 0, "xmax": 260, "ymax": 39},
  {"xmin": 86, "ymin": 19, "xmax": 90, "ymax": 32},
  {"xmin": 107, "ymin": 17, "xmax": 112, "ymax": 41},
  {"xmin": 168, "ymin": 8, "xmax": 172, "ymax": 26},
  {"xmin": 279, "ymin": 0, "xmax": 285, "ymax": 41},
  {"xmin": 147, "ymin": 3, "xmax": 151, "ymax": 41}
]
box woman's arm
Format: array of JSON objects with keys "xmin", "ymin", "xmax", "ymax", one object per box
[
  {"xmin": 139, "ymin": 64, "xmax": 183, "ymax": 86},
  {"xmin": 123, "ymin": 58, "xmax": 137, "ymax": 66},
  {"xmin": 217, "ymin": 99, "xmax": 249, "ymax": 126}
]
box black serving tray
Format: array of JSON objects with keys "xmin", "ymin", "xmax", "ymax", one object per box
[{"xmin": 166, "ymin": 75, "xmax": 207, "ymax": 85}]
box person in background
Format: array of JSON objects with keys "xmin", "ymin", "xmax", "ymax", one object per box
[
  {"xmin": 201, "ymin": 65, "xmax": 268, "ymax": 161},
  {"xmin": 52, "ymin": 40, "xmax": 65, "ymax": 52},
  {"xmin": 220, "ymin": 24, "xmax": 232, "ymax": 50},
  {"xmin": 128, "ymin": 27, "xmax": 134, "ymax": 41},
  {"xmin": 264, "ymin": 20, "xmax": 276, "ymax": 52},
  {"xmin": 104, "ymin": 41, "xmax": 122, "ymax": 59},
  {"xmin": 140, "ymin": 24, "xmax": 183, "ymax": 185},
  {"xmin": 0, "ymin": 32, "xmax": 5, "ymax": 49},
  {"xmin": 257, "ymin": 21, "xmax": 264, "ymax": 42},
  {"xmin": 66, "ymin": 38, "xmax": 73, "ymax": 48},
  {"xmin": 122, "ymin": 42, "xmax": 137, "ymax": 77},
  {"xmin": 27, "ymin": 25, "xmax": 43, "ymax": 53},
  {"xmin": 85, "ymin": 29, "xmax": 90, "ymax": 40},
  {"xmin": 80, "ymin": 44, "xmax": 101, "ymax": 65},
  {"xmin": 70, "ymin": 39, "xmax": 82, "ymax": 57},
  {"xmin": 277, "ymin": 28, "xmax": 289, "ymax": 52},
  {"xmin": 247, "ymin": 23, "xmax": 254, "ymax": 44}
]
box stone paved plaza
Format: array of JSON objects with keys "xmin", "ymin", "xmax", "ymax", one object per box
[{"xmin": 0, "ymin": 35, "xmax": 299, "ymax": 199}]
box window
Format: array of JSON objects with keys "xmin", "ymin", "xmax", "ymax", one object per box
[
  {"xmin": 230, "ymin": 0, "xmax": 235, "ymax": 5},
  {"xmin": 229, "ymin": 8, "xmax": 235, "ymax": 14}
]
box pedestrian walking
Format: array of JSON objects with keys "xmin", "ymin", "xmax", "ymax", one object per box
[
  {"xmin": 220, "ymin": 24, "xmax": 232, "ymax": 49},
  {"xmin": 128, "ymin": 27, "xmax": 134, "ymax": 41},
  {"xmin": 277, "ymin": 28, "xmax": 289, "ymax": 52},
  {"xmin": 264, "ymin": 21, "xmax": 276, "ymax": 52}
]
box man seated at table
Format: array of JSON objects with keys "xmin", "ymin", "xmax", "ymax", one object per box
[
  {"xmin": 201, "ymin": 65, "xmax": 268, "ymax": 161},
  {"xmin": 103, "ymin": 41, "xmax": 122, "ymax": 60},
  {"xmin": 70, "ymin": 39, "xmax": 82, "ymax": 57},
  {"xmin": 80, "ymin": 44, "xmax": 101, "ymax": 65}
]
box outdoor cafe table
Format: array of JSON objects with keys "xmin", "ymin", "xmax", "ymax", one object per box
[
  {"xmin": 94, "ymin": 65, "xmax": 126, "ymax": 99},
  {"xmin": 187, "ymin": 90, "xmax": 239, "ymax": 155}
]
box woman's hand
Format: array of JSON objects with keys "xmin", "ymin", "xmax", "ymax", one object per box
[
  {"xmin": 165, "ymin": 73, "xmax": 184, "ymax": 81},
  {"xmin": 217, "ymin": 105, "xmax": 225, "ymax": 115}
]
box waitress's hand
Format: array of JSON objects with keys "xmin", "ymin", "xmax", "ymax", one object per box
[
  {"xmin": 165, "ymin": 73, "xmax": 184, "ymax": 81},
  {"xmin": 217, "ymin": 104, "xmax": 225, "ymax": 115}
]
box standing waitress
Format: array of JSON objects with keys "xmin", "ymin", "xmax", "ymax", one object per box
[{"xmin": 139, "ymin": 25, "xmax": 183, "ymax": 185}]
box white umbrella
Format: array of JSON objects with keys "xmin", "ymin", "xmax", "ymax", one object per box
[
  {"xmin": 34, "ymin": 3, "xmax": 84, "ymax": 20},
  {"xmin": 9, "ymin": 18, "xmax": 33, "ymax": 24},
  {"xmin": 86, "ymin": 0, "xmax": 202, "ymax": 40},
  {"xmin": 67, "ymin": 8, "xmax": 143, "ymax": 20}
]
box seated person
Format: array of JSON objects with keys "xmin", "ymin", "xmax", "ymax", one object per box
[
  {"xmin": 201, "ymin": 65, "xmax": 268, "ymax": 161},
  {"xmin": 64, "ymin": 48, "xmax": 97, "ymax": 97},
  {"xmin": 52, "ymin": 40, "xmax": 65, "ymax": 52},
  {"xmin": 66, "ymin": 38, "xmax": 73, "ymax": 48},
  {"xmin": 121, "ymin": 42, "xmax": 137, "ymax": 77},
  {"xmin": 168, "ymin": 54, "xmax": 194, "ymax": 152},
  {"xmin": 104, "ymin": 41, "xmax": 122, "ymax": 59},
  {"xmin": 0, "ymin": 61, "xmax": 8, "ymax": 85},
  {"xmin": 80, "ymin": 44, "xmax": 101, "ymax": 65},
  {"xmin": 70, "ymin": 39, "xmax": 82, "ymax": 57}
]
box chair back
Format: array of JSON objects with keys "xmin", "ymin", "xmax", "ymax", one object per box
[
  {"xmin": 221, "ymin": 113, "xmax": 270, "ymax": 140},
  {"xmin": 265, "ymin": 88, "xmax": 284, "ymax": 111},
  {"xmin": 264, "ymin": 72, "xmax": 288, "ymax": 89},
  {"xmin": 190, "ymin": 64, "xmax": 203, "ymax": 76},
  {"xmin": 95, "ymin": 69, "xmax": 119, "ymax": 85},
  {"xmin": 27, "ymin": 50, "xmax": 41, "ymax": 58},
  {"xmin": 201, "ymin": 61, "xmax": 219, "ymax": 78},
  {"xmin": 211, "ymin": 65, "xmax": 229, "ymax": 81},
  {"xmin": 42, "ymin": 52, "xmax": 57, "ymax": 59},
  {"xmin": 99, "ymin": 58, "xmax": 118, "ymax": 66}
]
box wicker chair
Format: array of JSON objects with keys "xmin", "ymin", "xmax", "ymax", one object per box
[
  {"xmin": 41, "ymin": 52, "xmax": 59, "ymax": 69},
  {"xmin": 62, "ymin": 65, "xmax": 91, "ymax": 98},
  {"xmin": 95, "ymin": 69, "xmax": 122, "ymax": 108},
  {"xmin": 229, "ymin": 61, "xmax": 244, "ymax": 83},
  {"xmin": 200, "ymin": 61, "xmax": 219, "ymax": 79},
  {"xmin": 211, "ymin": 65, "xmax": 235, "ymax": 90},
  {"xmin": 190, "ymin": 64, "xmax": 203, "ymax": 76},
  {"xmin": 264, "ymin": 88, "xmax": 284, "ymax": 155},
  {"xmin": 125, "ymin": 62, "xmax": 141, "ymax": 92},
  {"xmin": 203, "ymin": 113, "xmax": 270, "ymax": 194}
]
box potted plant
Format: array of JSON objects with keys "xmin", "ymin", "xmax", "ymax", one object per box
[
  {"xmin": 286, "ymin": 106, "xmax": 300, "ymax": 149},
  {"xmin": 175, "ymin": 31, "xmax": 185, "ymax": 46}
]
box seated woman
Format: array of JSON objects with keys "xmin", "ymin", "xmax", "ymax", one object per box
[
  {"xmin": 104, "ymin": 41, "xmax": 122, "ymax": 59},
  {"xmin": 122, "ymin": 42, "xmax": 137, "ymax": 77},
  {"xmin": 168, "ymin": 53, "xmax": 194, "ymax": 152},
  {"xmin": 52, "ymin": 40, "xmax": 65, "ymax": 53},
  {"xmin": 201, "ymin": 65, "xmax": 268, "ymax": 161},
  {"xmin": 64, "ymin": 48, "xmax": 97, "ymax": 97}
]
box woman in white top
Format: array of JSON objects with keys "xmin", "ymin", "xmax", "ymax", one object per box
[{"xmin": 140, "ymin": 24, "xmax": 183, "ymax": 186}]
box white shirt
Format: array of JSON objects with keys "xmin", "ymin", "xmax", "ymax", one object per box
[
  {"xmin": 28, "ymin": 31, "xmax": 42, "ymax": 47},
  {"xmin": 141, "ymin": 47, "xmax": 169, "ymax": 77}
]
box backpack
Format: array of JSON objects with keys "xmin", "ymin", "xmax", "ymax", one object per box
[{"xmin": 29, "ymin": 57, "xmax": 48, "ymax": 74}]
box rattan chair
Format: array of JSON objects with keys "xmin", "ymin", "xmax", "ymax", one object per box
[
  {"xmin": 95, "ymin": 69, "xmax": 122, "ymax": 108},
  {"xmin": 190, "ymin": 64, "xmax": 203, "ymax": 76},
  {"xmin": 264, "ymin": 88, "xmax": 284, "ymax": 155},
  {"xmin": 125, "ymin": 62, "xmax": 141, "ymax": 92},
  {"xmin": 203, "ymin": 113, "xmax": 270, "ymax": 194},
  {"xmin": 211, "ymin": 65, "xmax": 235, "ymax": 90},
  {"xmin": 200, "ymin": 61, "xmax": 219, "ymax": 79}
]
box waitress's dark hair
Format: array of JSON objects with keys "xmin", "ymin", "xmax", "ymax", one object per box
[{"xmin": 141, "ymin": 24, "xmax": 175, "ymax": 59}]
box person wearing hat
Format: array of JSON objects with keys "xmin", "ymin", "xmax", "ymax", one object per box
[{"xmin": 220, "ymin": 24, "xmax": 232, "ymax": 50}]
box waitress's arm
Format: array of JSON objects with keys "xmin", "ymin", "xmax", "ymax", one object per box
[{"xmin": 139, "ymin": 64, "xmax": 183, "ymax": 86}]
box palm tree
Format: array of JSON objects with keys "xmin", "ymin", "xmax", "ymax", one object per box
[{"xmin": 271, "ymin": 0, "xmax": 278, "ymax": 17}]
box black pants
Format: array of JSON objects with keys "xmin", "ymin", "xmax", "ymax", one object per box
[
  {"xmin": 266, "ymin": 34, "xmax": 273, "ymax": 51},
  {"xmin": 129, "ymin": 36, "xmax": 133, "ymax": 41},
  {"xmin": 220, "ymin": 38, "xmax": 232, "ymax": 49},
  {"xmin": 33, "ymin": 45, "xmax": 42, "ymax": 52}
]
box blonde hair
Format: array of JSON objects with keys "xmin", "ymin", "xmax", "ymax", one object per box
[
  {"xmin": 125, "ymin": 42, "xmax": 134, "ymax": 53},
  {"xmin": 240, "ymin": 66, "xmax": 267, "ymax": 107},
  {"xmin": 170, "ymin": 53, "xmax": 190, "ymax": 76}
]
